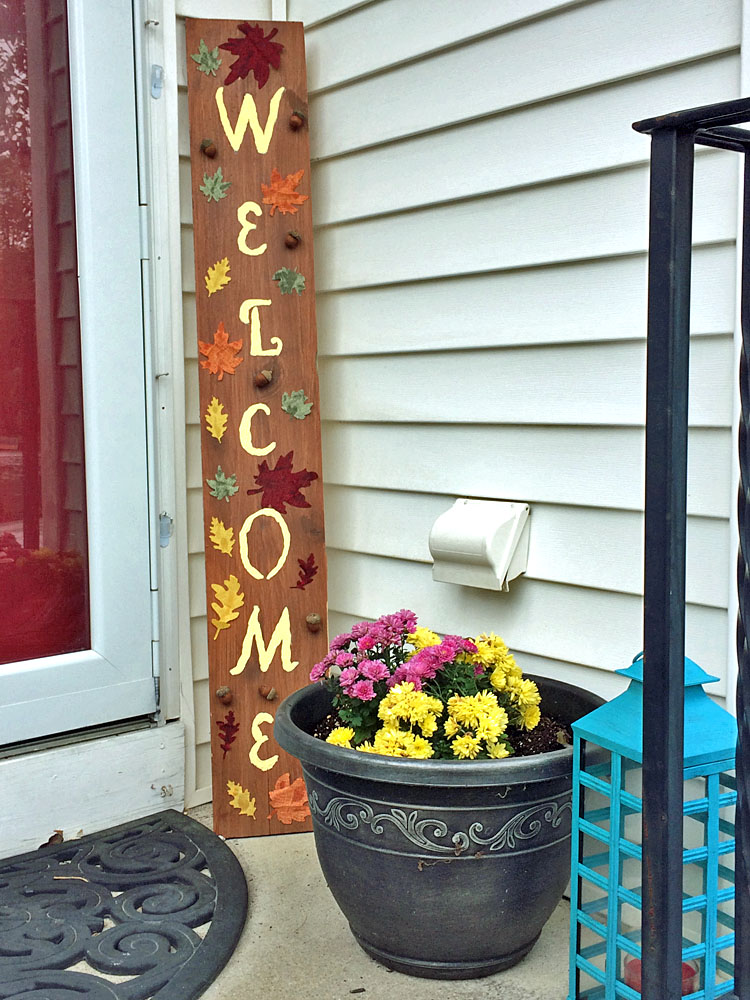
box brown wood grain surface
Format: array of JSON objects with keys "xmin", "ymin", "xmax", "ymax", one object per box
[{"xmin": 185, "ymin": 18, "xmax": 327, "ymax": 837}]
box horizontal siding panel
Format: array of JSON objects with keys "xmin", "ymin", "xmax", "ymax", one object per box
[
  {"xmin": 323, "ymin": 486, "xmax": 730, "ymax": 608},
  {"xmin": 186, "ymin": 424, "xmax": 202, "ymax": 488},
  {"xmin": 327, "ymin": 551, "xmax": 729, "ymax": 692},
  {"xmin": 194, "ymin": 678, "xmax": 211, "ymax": 745},
  {"xmin": 314, "ymin": 154, "xmax": 737, "ymax": 291},
  {"xmin": 305, "ymin": 0, "xmax": 585, "ymax": 92},
  {"xmin": 190, "ymin": 616, "xmax": 209, "ymax": 682},
  {"xmin": 321, "ymin": 423, "xmax": 732, "ymax": 516},
  {"xmin": 316, "ymin": 243, "xmax": 735, "ymax": 354},
  {"xmin": 319, "ymin": 335, "xmax": 734, "ymax": 429},
  {"xmin": 181, "ymin": 227, "xmax": 196, "ymax": 293},
  {"xmin": 185, "ymin": 357, "xmax": 199, "ymax": 423},
  {"xmin": 183, "ymin": 293, "xmax": 198, "ymax": 358},
  {"xmin": 288, "ymin": 0, "xmax": 375, "ymax": 27},
  {"xmin": 195, "ymin": 742, "xmax": 212, "ymax": 795},
  {"xmin": 187, "ymin": 487, "xmax": 205, "ymax": 554},
  {"xmin": 188, "ymin": 551, "xmax": 206, "ymax": 617},
  {"xmin": 312, "ymin": 56, "xmax": 738, "ymax": 224},
  {"xmin": 309, "ymin": 0, "xmax": 739, "ymax": 158}
]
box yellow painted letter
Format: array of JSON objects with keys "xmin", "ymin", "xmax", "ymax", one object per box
[
  {"xmin": 215, "ymin": 86, "xmax": 285, "ymax": 154},
  {"xmin": 238, "ymin": 508, "xmax": 290, "ymax": 581},
  {"xmin": 239, "ymin": 403, "xmax": 276, "ymax": 457},
  {"xmin": 230, "ymin": 606, "xmax": 299, "ymax": 675},
  {"xmin": 237, "ymin": 201, "xmax": 267, "ymax": 257},
  {"xmin": 249, "ymin": 712, "xmax": 278, "ymax": 771},
  {"xmin": 239, "ymin": 298, "xmax": 282, "ymax": 356}
]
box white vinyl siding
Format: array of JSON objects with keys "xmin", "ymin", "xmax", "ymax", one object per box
[{"xmin": 177, "ymin": 0, "xmax": 743, "ymax": 803}]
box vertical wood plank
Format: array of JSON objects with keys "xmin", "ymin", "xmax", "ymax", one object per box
[{"xmin": 185, "ymin": 18, "xmax": 327, "ymax": 837}]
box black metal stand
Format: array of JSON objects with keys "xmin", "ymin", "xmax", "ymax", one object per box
[{"xmin": 633, "ymin": 97, "xmax": 750, "ymax": 1000}]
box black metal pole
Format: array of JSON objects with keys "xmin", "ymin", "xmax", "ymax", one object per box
[
  {"xmin": 735, "ymin": 153, "xmax": 750, "ymax": 1000},
  {"xmin": 642, "ymin": 127, "xmax": 694, "ymax": 1000}
]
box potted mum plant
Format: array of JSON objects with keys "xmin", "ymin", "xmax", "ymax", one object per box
[{"xmin": 275, "ymin": 609, "xmax": 603, "ymax": 981}]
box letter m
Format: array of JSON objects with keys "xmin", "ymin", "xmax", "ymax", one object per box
[{"xmin": 230, "ymin": 605, "xmax": 299, "ymax": 675}]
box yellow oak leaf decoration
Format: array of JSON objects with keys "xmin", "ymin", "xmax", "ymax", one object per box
[
  {"xmin": 205, "ymin": 396, "xmax": 228, "ymax": 442},
  {"xmin": 227, "ymin": 779, "xmax": 256, "ymax": 818},
  {"xmin": 209, "ymin": 516, "xmax": 234, "ymax": 556},
  {"xmin": 210, "ymin": 574, "xmax": 244, "ymax": 640},
  {"xmin": 205, "ymin": 257, "xmax": 231, "ymax": 296}
]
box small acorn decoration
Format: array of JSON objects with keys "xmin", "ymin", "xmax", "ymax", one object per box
[
  {"xmin": 254, "ymin": 369, "xmax": 273, "ymax": 387},
  {"xmin": 289, "ymin": 109, "xmax": 306, "ymax": 130},
  {"xmin": 216, "ymin": 685, "xmax": 233, "ymax": 706},
  {"xmin": 259, "ymin": 684, "xmax": 277, "ymax": 701},
  {"xmin": 284, "ymin": 231, "xmax": 301, "ymax": 249},
  {"xmin": 305, "ymin": 612, "xmax": 322, "ymax": 633},
  {"xmin": 200, "ymin": 138, "xmax": 217, "ymax": 158}
]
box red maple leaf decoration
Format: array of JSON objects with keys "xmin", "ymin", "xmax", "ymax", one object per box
[
  {"xmin": 246, "ymin": 451, "xmax": 318, "ymax": 514},
  {"xmin": 219, "ymin": 23, "xmax": 283, "ymax": 88},
  {"xmin": 267, "ymin": 773, "xmax": 310, "ymax": 825},
  {"xmin": 216, "ymin": 710, "xmax": 240, "ymax": 758},
  {"xmin": 198, "ymin": 322, "xmax": 243, "ymax": 380},
  {"xmin": 292, "ymin": 553, "xmax": 318, "ymax": 590}
]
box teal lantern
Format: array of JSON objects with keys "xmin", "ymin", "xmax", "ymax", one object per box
[{"xmin": 567, "ymin": 654, "xmax": 737, "ymax": 998}]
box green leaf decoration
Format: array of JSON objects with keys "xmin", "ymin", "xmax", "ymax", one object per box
[
  {"xmin": 281, "ymin": 389, "xmax": 313, "ymax": 420},
  {"xmin": 207, "ymin": 465, "xmax": 239, "ymax": 502},
  {"xmin": 191, "ymin": 39, "xmax": 222, "ymax": 76},
  {"xmin": 272, "ymin": 267, "xmax": 306, "ymax": 296},
  {"xmin": 200, "ymin": 167, "xmax": 231, "ymax": 203}
]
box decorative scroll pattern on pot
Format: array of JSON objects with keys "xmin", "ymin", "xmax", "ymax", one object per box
[{"xmin": 308, "ymin": 791, "xmax": 572, "ymax": 855}]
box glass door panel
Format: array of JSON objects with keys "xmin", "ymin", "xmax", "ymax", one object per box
[{"xmin": 0, "ymin": 0, "xmax": 90, "ymax": 665}]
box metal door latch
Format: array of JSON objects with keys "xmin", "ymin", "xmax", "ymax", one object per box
[{"xmin": 159, "ymin": 512, "xmax": 173, "ymax": 548}]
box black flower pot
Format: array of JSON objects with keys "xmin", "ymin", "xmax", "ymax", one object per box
[{"xmin": 275, "ymin": 675, "xmax": 604, "ymax": 980}]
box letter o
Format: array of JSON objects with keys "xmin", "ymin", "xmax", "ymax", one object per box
[{"xmin": 239, "ymin": 508, "xmax": 291, "ymax": 581}]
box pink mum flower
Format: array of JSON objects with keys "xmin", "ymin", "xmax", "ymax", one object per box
[
  {"xmin": 338, "ymin": 666, "xmax": 359, "ymax": 691},
  {"xmin": 349, "ymin": 679, "xmax": 376, "ymax": 701},
  {"xmin": 360, "ymin": 659, "xmax": 389, "ymax": 682},
  {"xmin": 329, "ymin": 632, "xmax": 352, "ymax": 651}
]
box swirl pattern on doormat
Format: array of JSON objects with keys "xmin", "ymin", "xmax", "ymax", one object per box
[{"xmin": 0, "ymin": 809, "xmax": 246, "ymax": 999}]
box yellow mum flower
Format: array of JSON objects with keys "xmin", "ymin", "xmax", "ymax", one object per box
[
  {"xmin": 378, "ymin": 682, "xmax": 442, "ymax": 735},
  {"xmin": 487, "ymin": 740, "xmax": 511, "ymax": 759},
  {"xmin": 522, "ymin": 704, "xmax": 542, "ymax": 730},
  {"xmin": 509, "ymin": 678, "xmax": 541, "ymax": 708},
  {"xmin": 406, "ymin": 627, "xmax": 442, "ymax": 657},
  {"xmin": 447, "ymin": 694, "xmax": 481, "ymax": 728},
  {"xmin": 452, "ymin": 733, "xmax": 482, "ymax": 759},
  {"xmin": 326, "ymin": 726, "xmax": 355, "ymax": 748},
  {"xmin": 444, "ymin": 717, "xmax": 459, "ymax": 737},
  {"xmin": 489, "ymin": 665, "xmax": 508, "ymax": 691},
  {"xmin": 366, "ymin": 727, "xmax": 435, "ymax": 759},
  {"xmin": 471, "ymin": 632, "xmax": 509, "ymax": 667}
]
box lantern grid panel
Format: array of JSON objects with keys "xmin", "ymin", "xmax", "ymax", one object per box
[{"xmin": 570, "ymin": 726, "xmax": 737, "ymax": 999}]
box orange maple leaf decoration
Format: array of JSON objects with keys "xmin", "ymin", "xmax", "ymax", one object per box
[
  {"xmin": 198, "ymin": 322, "xmax": 243, "ymax": 380},
  {"xmin": 261, "ymin": 168, "xmax": 309, "ymax": 216},
  {"xmin": 267, "ymin": 772, "xmax": 310, "ymax": 824}
]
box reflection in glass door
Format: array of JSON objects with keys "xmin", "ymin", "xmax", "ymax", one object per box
[{"xmin": 0, "ymin": 0, "xmax": 89, "ymax": 664}]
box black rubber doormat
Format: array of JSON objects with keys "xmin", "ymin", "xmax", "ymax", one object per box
[{"xmin": 0, "ymin": 809, "xmax": 247, "ymax": 999}]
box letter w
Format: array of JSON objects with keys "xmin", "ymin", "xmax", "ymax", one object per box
[{"xmin": 215, "ymin": 86, "xmax": 285, "ymax": 154}]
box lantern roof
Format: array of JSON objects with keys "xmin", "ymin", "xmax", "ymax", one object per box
[{"xmin": 572, "ymin": 653, "xmax": 737, "ymax": 766}]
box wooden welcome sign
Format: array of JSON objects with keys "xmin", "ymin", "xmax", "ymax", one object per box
[{"xmin": 185, "ymin": 19, "xmax": 328, "ymax": 837}]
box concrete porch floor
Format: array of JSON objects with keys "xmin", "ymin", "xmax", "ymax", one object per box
[{"xmin": 189, "ymin": 804, "xmax": 570, "ymax": 1000}]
